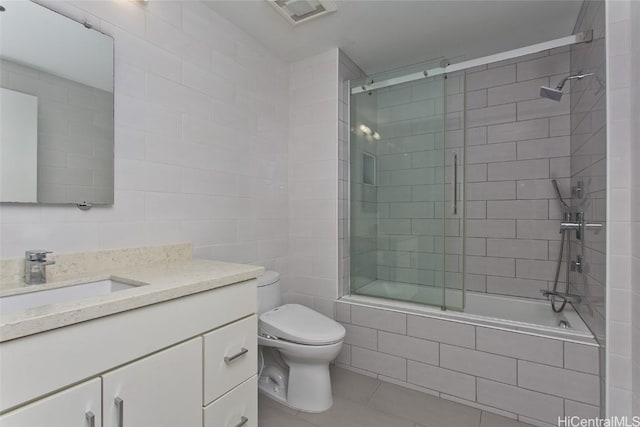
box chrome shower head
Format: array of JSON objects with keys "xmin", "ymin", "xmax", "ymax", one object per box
[
  {"xmin": 540, "ymin": 86, "xmax": 564, "ymax": 101},
  {"xmin": 540, "ymin": 72, "xmax": 596, "ymax": 102}
]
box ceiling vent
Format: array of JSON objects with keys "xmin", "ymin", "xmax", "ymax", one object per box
[{"xmin": 267, "ymin": 0, "xmax": 337, "ymax": 26}]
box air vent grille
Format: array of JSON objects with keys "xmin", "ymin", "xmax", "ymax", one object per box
[{"xmin": 267, "ymin": 0, "xmax": 337, "ymax": 25}]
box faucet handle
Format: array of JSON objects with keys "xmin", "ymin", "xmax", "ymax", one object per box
[{"xmin": 25, "ymin": 250, "xmax": 53, "ymax": 261}]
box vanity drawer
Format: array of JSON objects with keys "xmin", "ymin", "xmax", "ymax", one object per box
[
  {"xmin": 204, "ymin": 315, "xmax": 257, "ymax": 405},
  {"xmin": 204, "ymin": 375, "xmax": 257, "ymax": 427}
]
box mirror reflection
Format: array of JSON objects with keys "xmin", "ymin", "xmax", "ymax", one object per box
[{"xmin": 0, "ymin": 1, "xmax": 114, "ymax": 205}]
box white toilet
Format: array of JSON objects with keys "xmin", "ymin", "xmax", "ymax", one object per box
[{"xmin": 256, "ymin": 271, "xmax": 345, "ymax": 413}]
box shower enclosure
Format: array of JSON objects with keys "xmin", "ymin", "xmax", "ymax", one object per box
[
  {"xmin": 347, "ymin": 31, "xmax": 594, "ymax": 312},
  {"xmin": 349, "ymin": 62, "xmax": 465, "ymax": 310}
]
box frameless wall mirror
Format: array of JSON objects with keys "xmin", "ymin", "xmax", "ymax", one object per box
[{"xmin": 0, "ymin": 1, "xmax": 114, "ymax": 207}]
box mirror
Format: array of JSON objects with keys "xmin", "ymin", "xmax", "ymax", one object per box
[{"xmin": 0, "ymin": 1, "xmax": 114, "ymax": 206}]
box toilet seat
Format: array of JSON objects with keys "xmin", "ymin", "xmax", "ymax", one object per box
[{"xmin": 259, "ymin": 304, "xmax": 345, "ymax": 346}]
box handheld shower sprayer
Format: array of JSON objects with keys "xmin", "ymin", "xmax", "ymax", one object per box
[{"xmin": 551, "ymin": 179, "xmax": 569, "ymax": 210}]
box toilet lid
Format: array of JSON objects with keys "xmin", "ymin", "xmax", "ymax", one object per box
[{"xmin": 259, "ymin": 304, "xmax": 346, "ymax": 346}]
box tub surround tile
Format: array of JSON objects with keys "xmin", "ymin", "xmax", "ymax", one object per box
[
  {"xmin": 351, "ymin": 346, "xmax": 407, "ymax": 381},
  {"xmin": 440, "ymin": 344, "xmax": 517, "ymax": 385},
  {"xmin": 564, "ymin": 399, "xmax": 600, "ymax": 419},
  {"xmin": 334, "ymin": 301, "xmax": 600, "ymax": 421},
  {"xmin": 351, "ymin": 304, "xmax": 407, "ymax": 334},
  {"xmin": 407, "ymin": 314, "xmax": 476, "ymax": 349},
  {"xmin": 378, "ymin": 331, "xmax": 439, "ymax": 365},
  {"xmin": 477, "ymin": 378, "xmax": 563, "ymax": 425},
  {"xmin": 342, "ymin": 323, "xmax": 378, "ymax": 350},
  {"xmin": 564, "ymin": 341, "xmax": 600, "ymax": 375},
  {"xmin": 475, "ymin": 328, "xmax": 564, "ymax": 367},
  {"xmin": 517, "ymin": 361, "xmax": 600, "ymax": 405},
  {"xmin": 407, "ymin": 360, "xmax": 477, "ymax": 401}
]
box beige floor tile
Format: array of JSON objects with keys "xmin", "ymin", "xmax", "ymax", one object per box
[
  {"xmin": 480, "ymin": 411, "xmax": 535, "ymax": 427},
  {"xmin": 330, "ymin": 365, "xmax": 382, "ymax": 404},
  {"xmin": 298, "ymin": 395, "xmax": 415, "ymax": 427},
  {"xmin": 368, "ymin": 382, "xmax": 482, "ymax": 427}
]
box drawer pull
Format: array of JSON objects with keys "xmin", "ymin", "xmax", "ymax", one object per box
[
  {"xmin": 115, "ymin": 397, "xmax": 124, "ymax": 427},
  {"xmin": 85, "ymin": 411, "xmax": 95, "ymax": 427},
  {"xmin": 224, "ymin": 347, "xmax": 248, "ymax": 364},
  {"xmin": 234, "ymin": 416, "xmax": 249, "ymax": 427}
]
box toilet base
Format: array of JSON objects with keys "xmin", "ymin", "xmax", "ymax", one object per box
[
  {"xmin": 257, "ymin": 340, "xmax": 342, "ymax": 413},
  {"xmin": 258, "ymin": 373, "xmax": 333, "ymax": 414}
]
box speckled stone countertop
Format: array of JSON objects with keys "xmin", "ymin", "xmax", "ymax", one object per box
[{"xmin": 0, "ymin": 258, "xmax": 264, "ymax": 342}]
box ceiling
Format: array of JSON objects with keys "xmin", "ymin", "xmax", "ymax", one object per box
[{"xmin": 205, "ymin": 0, "xmax": 583, "ymax": 75}]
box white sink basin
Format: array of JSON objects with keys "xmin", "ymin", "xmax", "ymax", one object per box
[{"xmin": 0, "ymin": 280, "xmax": 137, "ymax": 316}]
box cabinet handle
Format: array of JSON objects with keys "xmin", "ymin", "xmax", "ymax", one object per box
[
  {"xmin": 85, "ymin": 411, "xmax": 95, "ymax": 427},
  {"xmin": 224, "ymin": 347, "xmax": 248, "ymax": 365},
  {"xmin": 234, "ymin": 416, "xmax": 249, "ymax": 427},
  {"xmin": 452, "ymin": 152, "xmax": 458, "ymax": 215},
  {"xmin": 115, "ymin": 397, "xmax": 124, "ymax": 427}
]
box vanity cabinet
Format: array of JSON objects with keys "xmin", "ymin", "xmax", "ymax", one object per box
[
  {"xmin": 102, "ymin": 338, "xmax": 202, "ymax": 427},
  {"xmin": 0, "ymin": 278, "xmax": 258, "ymax": 427},
  {"xmin": 0, "ymin": 378, "xmax": 102, "ymax": 427}
]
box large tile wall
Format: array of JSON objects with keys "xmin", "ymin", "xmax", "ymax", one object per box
[
  {"xmin": 1, "ymin": 59, "xmax": 114, "ymax": 204},
  {"xmin": 0, "ymin": 1, "xmax": 289, "ymax": 273},
  {"xmin": 462, "ymin": 49, "xmax": 572, "ymax": 300},
  {"xmin": 335, "ymin": 301, "xmax": 600, "ymax": 426},
  {"xmin": 603, "ymin": 0, "xmax": 637, "ymax": 418},
  {"xmin": 284, "ymin": 49, "xmax": 340, "ymax": 315},
  {"xmin": 631, "ymin": 0, "xmax": 640, "ymax": 416},
  {"xmin": 371, "ymin": 49, "xmax": 572, "ymax": 300},
  {"xmin": 570, "ymin": 0, "xmax": 609, "ymax": 416}
]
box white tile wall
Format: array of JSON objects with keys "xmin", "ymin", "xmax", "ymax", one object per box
[
  {"xmin": 1, "ymin": 1, "xmax": 289, "ymax": 275},
  {"xmin": 337, "ymin": 301, "xmax": 600, "ymax": 424},
  {"xmin": 631, "ymin": 0, "xmax": 640, "ymax": 417},
  {"xmin": 602, "ymin": 0, "xmax": 640, "ymax": 419}
]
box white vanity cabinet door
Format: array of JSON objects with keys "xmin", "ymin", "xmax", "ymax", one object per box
[
  {"xmin": 102, "ymin": 337, "xmax": 202, "ymax": 427},
  {"xmin": 0, "ymin": 378, "xmax": 101, "ymax": 427},
  {"xmin": 203, "ymin": 376, "xmax": 257, "ymax": 427}
]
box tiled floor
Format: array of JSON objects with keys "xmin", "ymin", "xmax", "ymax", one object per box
[{"xmin": 258, "ymin": 366, "xmax": 534, "ymax": 427}]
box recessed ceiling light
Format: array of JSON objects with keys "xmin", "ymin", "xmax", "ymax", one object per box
[{"xmin": 267, "ymin": 0, "xmax": 337, "ymax": 26}]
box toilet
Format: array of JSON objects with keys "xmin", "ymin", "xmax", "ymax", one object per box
[{"xmin": 256, "ymin": 271, "xmax": 345, "ymax": 413}]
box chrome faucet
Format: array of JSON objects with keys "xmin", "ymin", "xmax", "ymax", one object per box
[
  {"xmin": 559, "ymin": 212, "xmax": 602, "ymax": 240},
  {"xmin": 25, "ymin": 250, "xmax": 55, "ymax": 285}
]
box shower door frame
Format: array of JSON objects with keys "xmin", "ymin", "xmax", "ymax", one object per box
[
  {"xmin": 347, "ymin": 72, "xmax": 457, "ymax": 310},
  {"xmin": 344, "ymin": 29, "xmax": 596, "ymax": 310}
]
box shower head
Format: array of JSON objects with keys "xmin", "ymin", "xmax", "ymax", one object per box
[
  {"xmin": 540, "ymin": 86, "xmax": 564, "ymax": 101},
  {"xmin": 551, "ymin": 179, "xmax": 569, "ymax": 210},
  {"xmin": 539, "ymin": 72, "xmax": 596, "ymax": 102}
]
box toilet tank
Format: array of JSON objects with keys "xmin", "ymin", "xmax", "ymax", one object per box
[{"xmin": 257, "ymin": 271, "xmax": 282, "ymax": 315}]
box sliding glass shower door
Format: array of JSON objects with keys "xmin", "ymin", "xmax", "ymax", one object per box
[{"xmin": 349, "ymin": 66, "xmax": 465, "ymax": 310}]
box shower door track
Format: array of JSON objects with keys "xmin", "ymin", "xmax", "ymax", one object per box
[{"xmin": 351, "ymin": 30, "xmax": 593, "ymax": 94}]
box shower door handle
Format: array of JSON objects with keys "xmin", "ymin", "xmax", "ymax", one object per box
[{"xmin": 452, "ymin": 152, "xmax": 458, "ymax": 215}]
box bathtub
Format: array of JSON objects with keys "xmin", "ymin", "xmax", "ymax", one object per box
[{"xmin": 344, "ymin": 280, "xmax": 595, "ymax": 344}]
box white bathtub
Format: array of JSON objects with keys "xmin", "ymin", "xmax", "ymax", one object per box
[{"xmin": 345, "ymin": 280, "xmax": 595, "ymax": 344}]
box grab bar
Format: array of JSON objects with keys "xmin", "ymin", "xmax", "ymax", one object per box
[{"xmin": 452, "ymin": 152, "xmax": 458, "ymax": 215}]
